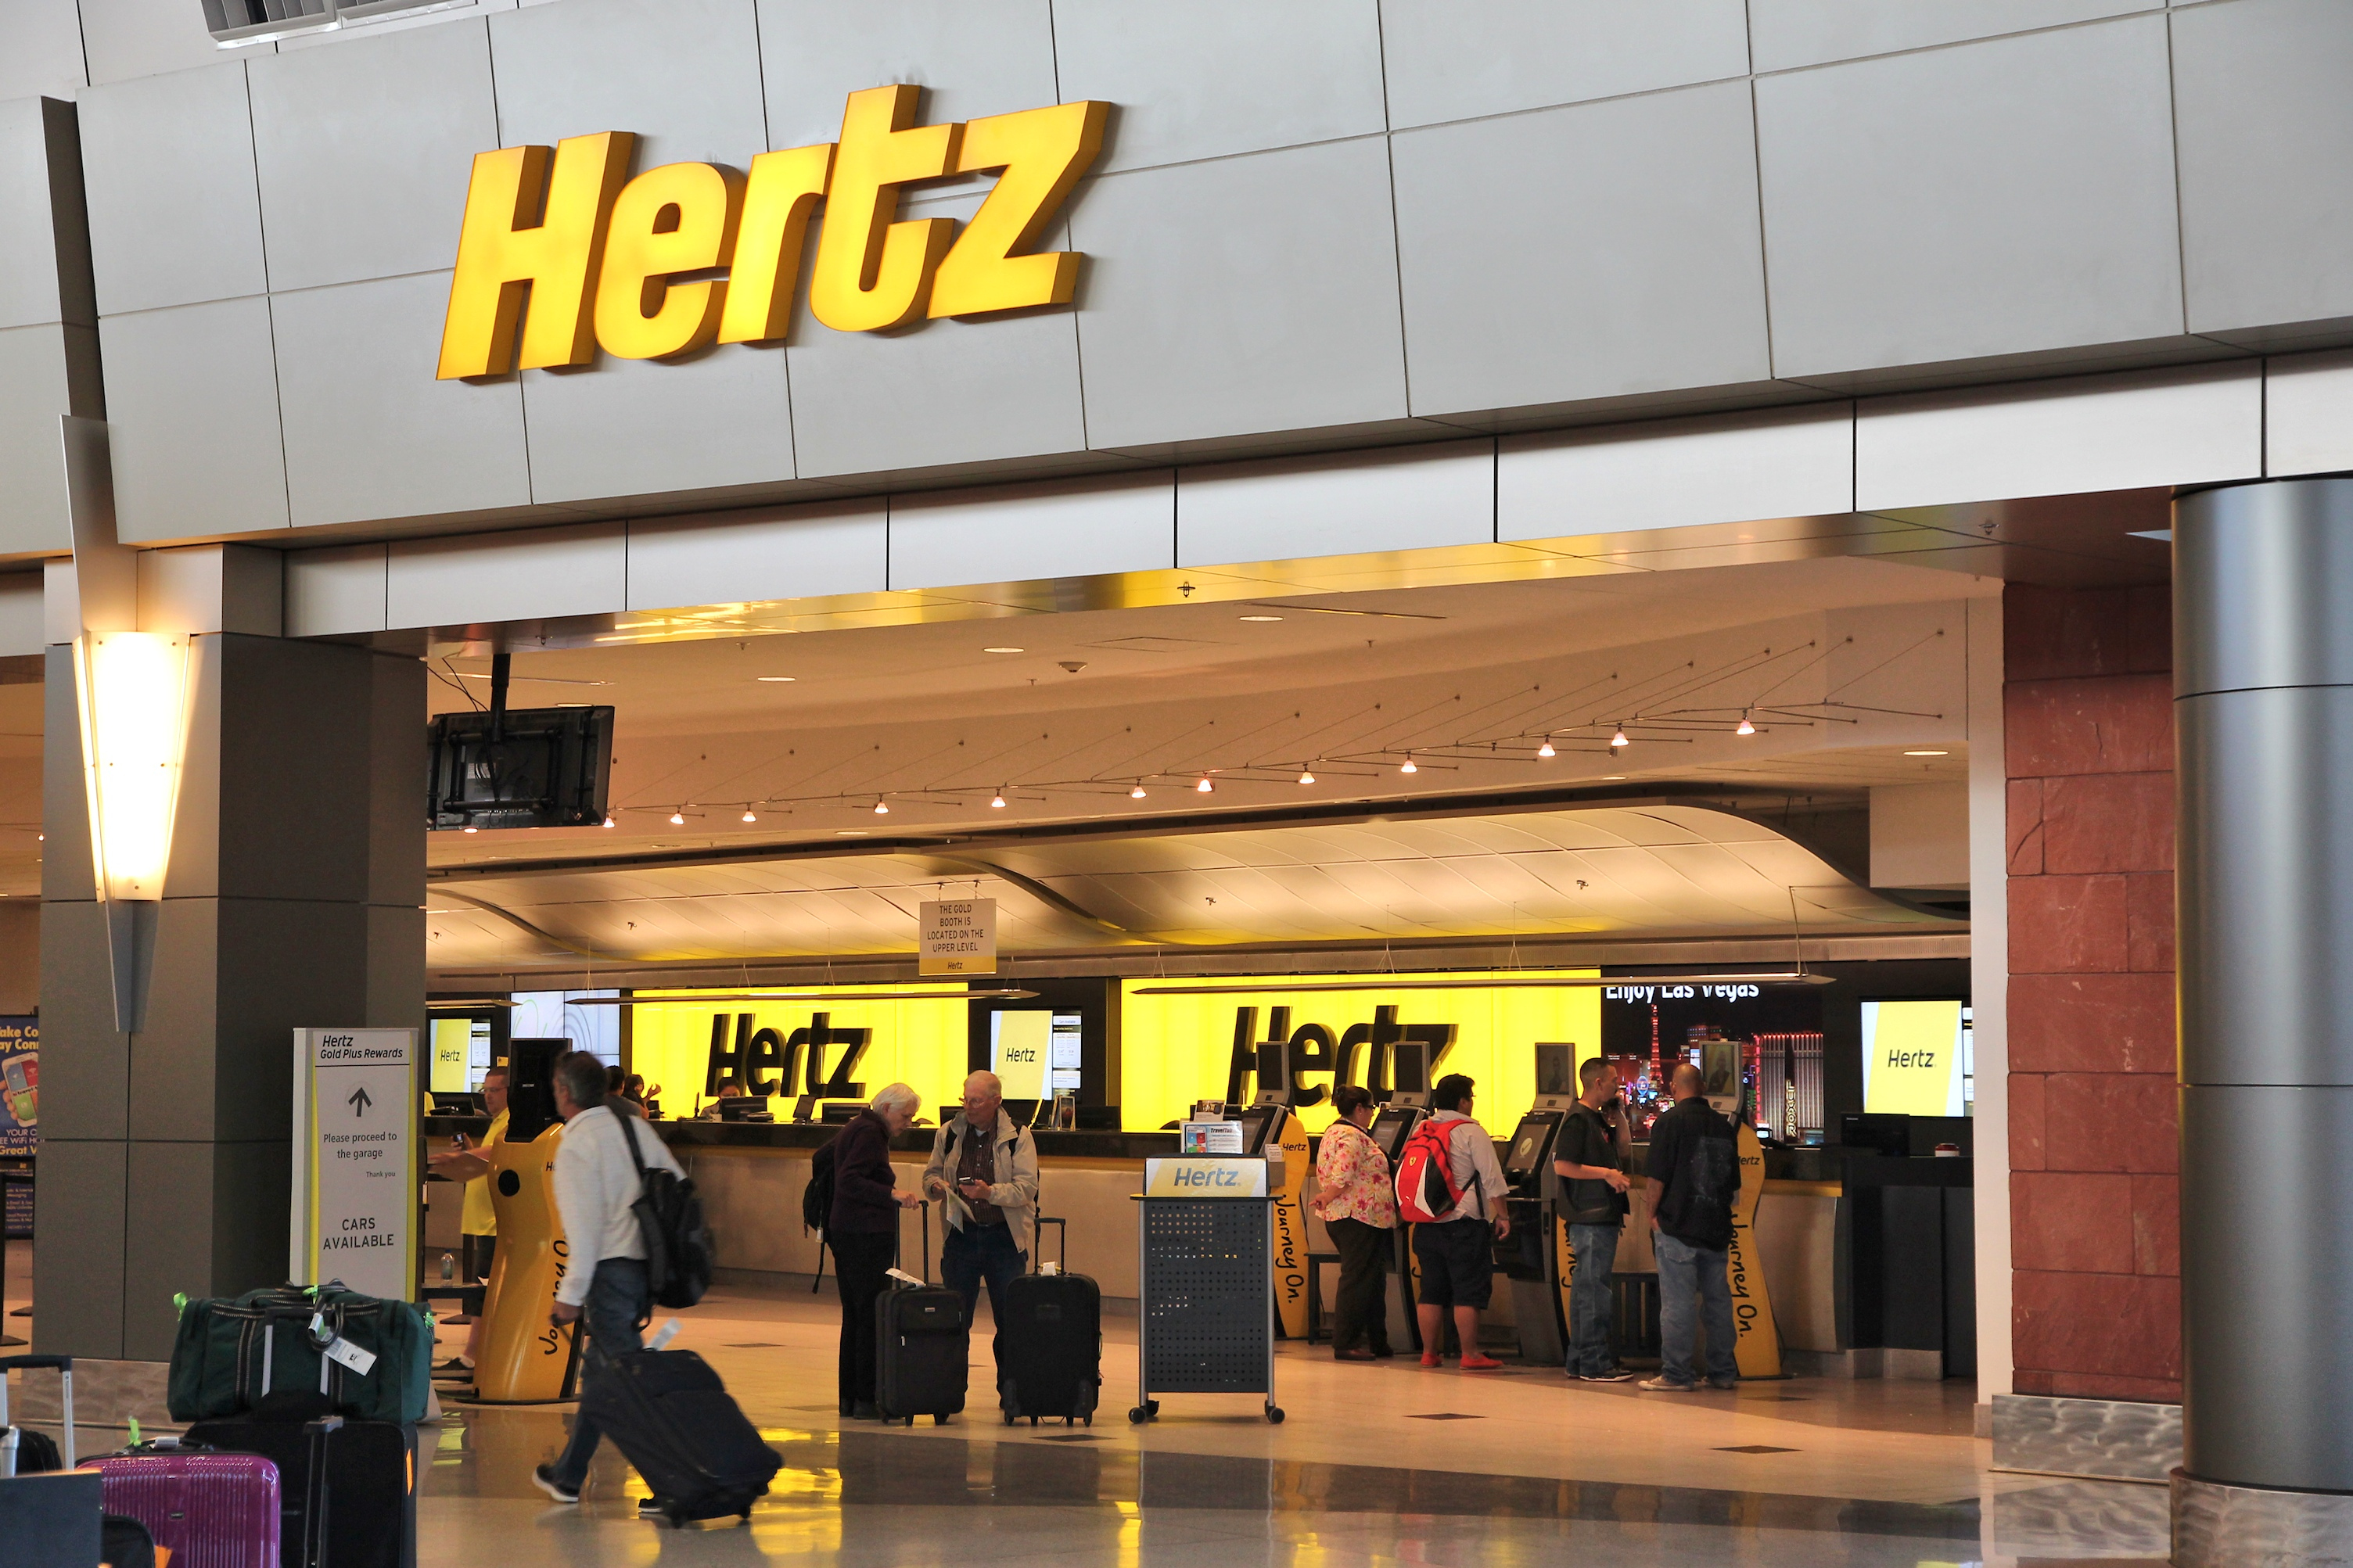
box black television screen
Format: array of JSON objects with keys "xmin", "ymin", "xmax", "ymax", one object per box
[{"xmin": 428, "ymin": 705, "xmax": 613, "ymax": 831}]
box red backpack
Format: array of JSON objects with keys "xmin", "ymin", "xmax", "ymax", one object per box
[{"xmin": 1394, "ymin": 1119, "xmax": 1475, "ymax": 1224}]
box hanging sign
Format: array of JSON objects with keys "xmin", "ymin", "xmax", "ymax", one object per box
[
  {"xmin": 290, "ymin": 1028, "xmax": 418, "ymax": 1301},
  {"xmin": 920, "ymin": 897, "xmax": 998, "ymax": 977}
]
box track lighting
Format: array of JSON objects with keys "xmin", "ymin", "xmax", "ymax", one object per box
[
  {"xmin": 1196, "ymin": 777, "xmax": 1214, "ymax": 793},
  {"xmin": 1132, "ymin": 784, "xmax": 1148, "ymax": 799},
  {"xmin": 1299, "ymin": 769, "xmax": 1315, "ymax": 785},
  {"xmin": 1399, "ymin": 756, "xmax": 1417, "ymax": 774},
  {"xmin": 1610, "ymin": 728, "xmax": 1630, "ymax": 749},
  {"xmin": 990, "ymin": 792, "xmax": 1007, "ymax": 809},
  {"xmin": 669, "ymin": 810, "xmax": 685, "ymax": 825},
  {"xmin": 742, "ymin": 809, "xmax": 757, "ymax": 823},
  {"xmin": 1736, "ymin": 713, "xmax": 1756, "ymax": 737},
  {"xmin": 874, "ymin": 800, "xmax": 889, "ymax": 815},
  {"xmin": 1536, "ymin": 741, "xmax": 1555, "ymax": 759},
  {"xmin": 602, "ymin": 815, "xmax": 615, "ymax": 828}
]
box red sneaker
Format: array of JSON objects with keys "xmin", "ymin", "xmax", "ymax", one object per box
[
  {"xmin": 1459, "ymin": 1354, "xmax": 1504, "ymax": 1370},
  {"xmin": 1420, "ymin": 1351, "xmax": 1442, "ymax": 1367}
]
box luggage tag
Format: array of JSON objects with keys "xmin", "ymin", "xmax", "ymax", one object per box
[
  {"xmin": 647, "ymin": 1319, "xmax": 682, "ymax": 1351},
  {"xmin": 885, "ymin": 1268, "xmax": 925, "ymax": 1287},
  {"xmin": 311, "ymin": 1311, "xmax": 378, "ymax": 1377}
]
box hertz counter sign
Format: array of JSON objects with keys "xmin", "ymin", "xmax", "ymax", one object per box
[{"xmin": 438, "ymin": 85, "xmax": 1107, "ymax": 379}]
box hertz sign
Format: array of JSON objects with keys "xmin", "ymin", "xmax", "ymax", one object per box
[{"xmin": 437, "ymin": 85, "xmax": 1107, "ymax": 379}]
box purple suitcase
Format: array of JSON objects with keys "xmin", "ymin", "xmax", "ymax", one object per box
[{"xmin": 92, "ymin": 1449, "xmax": 282, "ymax": 1568}]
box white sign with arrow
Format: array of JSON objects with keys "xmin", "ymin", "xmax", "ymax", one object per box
[{"xmin": 290, "ymin": 1028, "xmax": 417, "ymax": 1301}]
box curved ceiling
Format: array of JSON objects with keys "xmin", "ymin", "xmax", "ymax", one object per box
[{"xmin": 425, "ymin": 803, "xmax": 1954, "ymax": 972}]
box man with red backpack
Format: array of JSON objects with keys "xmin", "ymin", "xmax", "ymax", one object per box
[{"xmin": 1393, "ymin": 1074, "xmax": 1511, "ymax": 1369}]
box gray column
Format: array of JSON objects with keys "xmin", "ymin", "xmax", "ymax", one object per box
[
  {"xmin": 35, "ymin": 551, "xmax": 422, "ymax": 1365},
  {"xmin": 2174, "ymin": 478, "xmax": 2353, "ymax": 1559}
]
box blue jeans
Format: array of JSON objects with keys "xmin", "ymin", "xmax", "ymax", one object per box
[
  {"xmin": 1566, "ymin": 1222, "xmax": 1622, "ymax": 1376},
  {"xmin": 941, "ymin": 1222, "xmax": 1026, "ymax": 1366},
  {"xmin": 1654, "ymin": 1232, "xmax": 1738, "ymax": 1387},
  {"xmin": 551, "ymin": 1258, "xmax": 648, "ymax": 1490}
]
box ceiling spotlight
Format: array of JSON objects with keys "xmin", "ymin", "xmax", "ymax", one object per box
[
  {"xmin": 462, "ymin": 824, "xmax": 478, "ymax": 834},
  {"xmin": 1536, "ymin": 741, "xmax": 1555, "ymax": 759},
  {"xmin": 1905, "ymin": 749, "xmax": 1950, "ymax": 757},
  {"xmin": 1736, "ymin": 713, "xmax": 1757, "ymax": 737},
  {"xmin": 742, "ymin": 809, "xmax": 757, "ymax": 823},
  {"xmin": 1131, "ymin": 784, "xmax": 1148, "ymax": 799},
  {"xmin": 669, "ymin": 809, "xmax": 685, "ymax": 825},
  {"xmin": 874, "ymin": 800, "xmax": 890, "ymax": 815},
  {"xmin": 1299, "ymin": 769, "xmax": 1316, "ymax": 785},
  {"xmin": 1399, "ymin": 756, "xmax": 1417, "ymax": 774},
  {"xmin": 1196, "ymin": 777, "xmax": 1214, "ymax": 794},
  {"xmin": 1610, "ymin": 728, "xmax": 1630, "ymax": 749},
  {"xmin": 984, "ymin": 647, "xmax": 1025, "ymax": 655},
  {"xmin": 602, "ymin": 815, "xmax": 615, "ymax": 829},
  {"xmin": 990, "ymin": 792, "xmax": 1007, "ymax": 809}
]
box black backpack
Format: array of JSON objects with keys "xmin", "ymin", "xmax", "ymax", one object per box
[
  {"xmin": 802, "ymin": 1136, "xmax": 838, "ymax": 1236},
  {"xmin": 617, "ymin": 1107, "xmax": 714, "ymax": 1310}
]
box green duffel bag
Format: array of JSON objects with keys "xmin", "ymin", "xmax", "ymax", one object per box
[{"xmin": 167, "ymin": 1283, "xmax": 434, "ymax": 1425}]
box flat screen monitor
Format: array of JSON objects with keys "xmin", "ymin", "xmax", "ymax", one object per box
[
  {"xmin": 427, "ymin": 705, "xmax": 614, "ymax": 831},
  {"xmin": 1233, "ymin": 1103, "xmax": 1279, "ymax": 1157},
  {"xmin": 1369, "ymin": 1107, "xmax": 1417, "ymax": 1164},
  {"xmin": 428, "ymin": 1092, "xmax": 483, "ymax": 1118},
  {"xmin": 1503, "ymin": 1112, "xmax": 1557, "ymax": 1179},
  {"xmin": 504, "ymin": 1037, "xmax": 566, "ymax": 1142},
  {"xmin": 1534, "ymin": 1043, "xmax": 1576, "ymax": 1098},
  {"xmin": 1861, "ymin": 999, "xmax": 1971, "ymax": 1117}
]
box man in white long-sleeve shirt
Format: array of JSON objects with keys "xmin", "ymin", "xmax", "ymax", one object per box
[{"xmin": 533, "ymin": 1050, "xmax": 683, "ymax": 1506}]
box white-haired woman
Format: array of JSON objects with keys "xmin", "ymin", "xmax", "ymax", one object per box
[{"xmin": 830, "ymin": 1082, "xmax": 922, "ymax": 1418}]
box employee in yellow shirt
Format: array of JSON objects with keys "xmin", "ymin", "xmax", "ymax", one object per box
[{"xmin": 427, "ymin": 1063, "xmax": 508, "ymax": 1378}]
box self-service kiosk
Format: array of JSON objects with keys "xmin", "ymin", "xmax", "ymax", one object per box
[
  {"xmin": 1493, "ymin": 1043, "xmax": 1585, "ymax": 1365},
  {"xmin": 1367, "ymin": 1042, "xmax": 1439, "ymax": 1352},
  {"xmin": 475, "ymin": 1038, "xmax": 581, "ymax": 1403}
]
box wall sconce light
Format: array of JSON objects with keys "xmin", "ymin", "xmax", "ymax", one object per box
[{"xmin": 73, "ymin": 630, "xmax": 196, "ymax": 1032}]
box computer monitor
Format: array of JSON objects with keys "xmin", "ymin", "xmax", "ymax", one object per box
[
  {"xmin": 1503, "ymin": 1113, "xmax": 1557, "ymax": 1180},
  {"xmin": 1232, "ymin": 1103, "xmax": 1281, "ymax": 1157},
  {"xmin": 1368, "ymin": 1106, "xmax": 1419, "ymax": 1164},
  {"xmin": 504, "ymin": 1037, "xmax": 566, "ymax": 1141},
  {"xmin": 428, "ymin": 1092, "xmax": 484, "ymax": 1118}
]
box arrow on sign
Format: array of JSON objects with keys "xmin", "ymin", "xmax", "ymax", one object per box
[{"xmin": 347, "ymin": 1085, "xmax": 373, "ymax": 1116}]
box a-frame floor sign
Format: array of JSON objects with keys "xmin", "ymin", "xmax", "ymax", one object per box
[{"xmin": 290, "ymin": 1028, "xmax": 418, "ymax": 1301}]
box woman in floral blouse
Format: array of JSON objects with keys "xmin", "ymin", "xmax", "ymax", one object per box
[{"xmin": 1313, "ymin": 1084, "xmax": 1399, "ymax": 1360}]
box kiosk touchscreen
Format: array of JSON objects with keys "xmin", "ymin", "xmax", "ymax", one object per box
[{"xmin": 1496, "ymin": 1042, "xmax": 1583, "ymax": 1365}]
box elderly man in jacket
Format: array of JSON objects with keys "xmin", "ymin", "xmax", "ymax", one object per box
[{"xmin": 921, "ymin": 1071, "xmax": 1041, "ymax": 1370}]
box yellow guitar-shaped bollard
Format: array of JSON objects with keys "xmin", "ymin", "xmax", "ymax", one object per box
[
  {"xmin": 1726, "ymin": 1121, "xmax": 1784, "ymax": 1378},
  {"xmin": 473, "ymin": 1121, "xmax": 579, "ymax": 1403}
]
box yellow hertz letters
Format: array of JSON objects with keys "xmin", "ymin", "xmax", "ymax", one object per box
[{"xmin": 438, "ymin": 88, "xmax": 1107, "ymax": 379}]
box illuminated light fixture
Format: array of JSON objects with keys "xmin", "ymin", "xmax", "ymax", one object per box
[
  {"xmin": 602, "ymin": 815, "xmax": 616, "ymax": 829},
  {"xmin": 1239, "ymin": 615, "xmax": 1283, "ymax": 623},
  {"xmin": 874, "ymin": 800, "xmax": 890, "ymax": 815},
  {"xmin": 1299, "ymin": 769, "xmax": 1316, "ymax": 785},
  {"xmin": 1536, "ymin": 741, "xmax": 1555, "ymax": 759},
  {"xmin": 1196, "ymin": 777, "xmax": 1214, "ymax": 793},
  {"xmin": 668, "ymin": 810, "xmax": 685, "ymax": 825},
  {"xmin": 990, "ymin": 791, "xmax": 1007, "ymax": 809},
  {"xmin": 462, "ymin": 825, "xmax": 478, "ymax": 834},
  {"xmin": 984, "ymin": 647, "xmax": 1025, "ymax": 655},
  {"xmin": 74, "ymin": 630, "xmax": 196, "ymax": 1032},
  {"xmin": 1131, "ymin": 784, "xmax": 1148, "ymax": 799},
  {"xmin": 1905, "ymin": 749, "xmax": 1950, "ymax": 757},
  {"xmin": 756, "ymin": 676, "xmax": 796, "ymax": 683},
  {"xmin": 1610, "ymin": 727, "xmax": 1630, "ymax": 748},
  {"xmin": 742, "ymin": 809, "xmax": 757, "ymax": 823},
  {"xmin": 1736, "ymin": 713, "xmax": 1757, "ymax": 737},
  {"xmin": 1399, "ymin": 756, "xmax": 1417, "ymax": 774},
  {"xmin": 1135, "ymin": 971, "xmax": 1836, "ymax": 996}
]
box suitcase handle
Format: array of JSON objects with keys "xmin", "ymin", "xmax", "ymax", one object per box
[
  {"xmin": 0, "ymin": 1355, "xmax": 74, "ymax": 1469},
  {"xmin": 0, "ymin": 1355, "xmax": 70, "ymax": 1372}
]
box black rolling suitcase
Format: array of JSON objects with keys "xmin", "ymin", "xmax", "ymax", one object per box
[
  {"xmin": 875, "ymin": 1206, "xmax": 967, "ymax": 1426},
  {"xmin": 577, "ymin": 1336, "xmax": 780, "ymax": 1527},
  {"xmin": 997, "ymin": 1270, "xmax": 1101, "ymax": 1426},
  {"xmin": 184, "ymin": 1409, "xmax": 416, "ymax": 1568}
]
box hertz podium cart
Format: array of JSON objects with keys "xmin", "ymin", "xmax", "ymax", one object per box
[{"xmin": 1130, "ymin": 1156, "xmax": 1286, "ymax": 1425}]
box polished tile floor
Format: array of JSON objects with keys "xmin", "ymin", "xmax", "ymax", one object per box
[{"xmin": 407, "ymin": 1278, "xmax": 2172, "ymax": 1568}]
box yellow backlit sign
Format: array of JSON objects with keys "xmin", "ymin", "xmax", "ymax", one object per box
[
  {"xmin": 629, "ymin": 988, "xmax": 972, "ymax": 1118},
  {"xmin": 438, "ymin": 88, "xmax": 1107, "ymax": 379},
  {"xmin": 1861, "ymin": 999, "xmax": 1967, "ymax": 1116},
  {"xmin": 1119, "ymin": 972, "xmax": 1601, "ymax": 1137}
]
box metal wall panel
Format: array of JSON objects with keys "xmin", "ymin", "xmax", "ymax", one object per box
[
  {"xmin": 1392, "ymin": 81, "xmax": 1771, "ymax": 420},
  {"xmin": 283, "ymin": 543, "xmax": 390, "ymax": 638},
  {"xmin": 627, "ymin": 500, "xmax": 887, "ymax": 608},
  {"xmin": 78, "ymin": 61, "xmax": 269, "ymax": 316},
  {"xmin": 2265, "ymin": 350, "xmax": 2353, "ymax": 479},
  {"xmin": 1177, "ymin": 440, "xmax": 1492, "ymax": 567},
  {"xmin": 0, "ymin": 98, "xmax": 84, "ymax": 331},
  {"xmin": 0, "ymin": 323, "xmax": 79, "ymax": 556},
  {"xmin": 1855, "ymin": 362, "xmax": 2260, "ymax": 511},
  {"xmin": 0, "ymin": 2, "xmax": 92, "ymax": 100},
  {"xmin": 887, "ymin": 470, "xmax": 1172, "ymax": 590},
  {"xmin": 2172, "ymin": 0, "xmax": 2353, "ymax": 345},
  {"xmin": 520, "ymin": 346, "xmax": 793, "ymax": 504},
  {"xmin": 754, "ymin": 0, "xmax": 1057, "ymax": 151},
  {"xmin": 1378, "ymin": 0, "xmax": 1748, "ymax": 129},
  {"xmin": 1755, "ymin": 17, "xmax": 2184, "ymax": 380},
  {"xmin": 489, "ymin": 0, "xmax": 766, "ymax": 167},
  {"xmin": 1499, "ymin": 404, "xmax": 1853, "ymax": 543},
  {"xmin": 275, "ymin": 271, "xmax": 531, "ymax": 526},
  {"xmin": 102, "ymin": 296, "xmax": 292, "ymax": 542},
  {"xmin": 385, "ymin": 519, "xmax": 625, "ymax": 627},
  {"xmin": 0, "ymin": 569, "xmax": 39, "ymax": 655},
  {"xmin": 1051, "ymin": 0, "xmax": 1387, "ymax": 172},
  {"xmin": 1069, "ymin": 138, "xmax": 1408, "ymax": 450},
  {"xmin": 249, "ymin": 21, "xmax": 499, "ymax": 293},
  {"xmin": 1748, "ymin": 0, "xmax": 2161, "ymax": 73}
]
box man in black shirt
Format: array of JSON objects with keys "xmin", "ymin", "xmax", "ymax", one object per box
[
  {"xmin": 1640, "ymin": 1063, "xmax": 1739, "ymax": 1391},
  {"xmin": 1550, "ymin": 1058, "xmax": 1633, "ymax": 1381}
]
